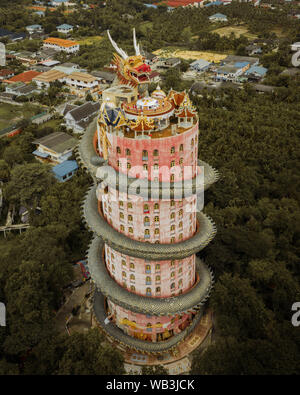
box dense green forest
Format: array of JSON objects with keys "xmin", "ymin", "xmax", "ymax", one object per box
[{"xmin": 0, "ymin": 0, "xmax": 299, "ymax": 375}]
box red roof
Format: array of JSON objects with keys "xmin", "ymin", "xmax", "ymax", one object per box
[
  {"xmin": 0, "ymin": 69, "xmax": 14, "ymax": 77},
  {"xmin": 6, "ymin": 70, "xmax": 41, "ymax": 84},
  {"xmin": 159, "ymin": 0, "xmax": 204, "ymax": 6}
]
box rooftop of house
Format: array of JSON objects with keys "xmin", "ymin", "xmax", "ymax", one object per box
[
  {"xmin": 90, "ymin": 70, "xmax": 116, "ymax": 82},
  {"xmin": 209, "ymin": 13, "xmax": 227, "ymax": 18},
  {"xmin": 33, "ymin": 69, "xmax": 66, "ymax": 83},
  {"xmin": 62, "ymin": 103, "xmax": 78, "ymax": 116},
  {"xmin": 26, "ymin": 24, "xmax": 43, "ymax": 29},
  {"xmin": 280, "ymin": 68, "xmax": 300, "ymax": 76},
  {"xmin": 67, "ymin": 101, "xmax": 100, "ymax": 122},
  {"xmin": 57, "ymin": 23, "xmax": 73, "ymax": 29},
  {"xmin": 52, "ymin": 160, "xmax": 78, "ymax": 177},
  {"xmin": 6, "ymin": 70, "xmax": 41, "ymax": 83},
  {"xmin": 190, "ymin": 59, "xmax": 211, "ymax": 67},
  {"xmin": 43, "ymin": 37, "xmax": 79, "ymax": 47},
  {"xmin": 0, "ymin": 69, "xmax": 14, "ymax": 77},
  {"xmin": 67, "ymin": 71, "xmax": 98, "ymax": 83},
  {"xmin": 245, "ymin": 65, "xmax": 268, "ymax": 76},
  {"xmin": 33, "ymin": 132, "xmax": 77, "ymax": 153}
]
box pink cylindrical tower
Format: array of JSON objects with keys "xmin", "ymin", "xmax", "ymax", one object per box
[{"xmin": 80, "ymin": 32, "xmax": 218, "ymax": 357}]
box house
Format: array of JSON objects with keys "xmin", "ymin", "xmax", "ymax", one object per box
[
  {"xmin": 5, "ymin": 70, "xmax": 41, "ymax": 84},
  {"xmin": 5, "ymin": 82, "xmax": 39, "ymax": 97},
  {"xmin": 209, "ymin": 13, "xmax": 228, "ymax": 22},
  {"xmin": 0, "ymin": 28, "xmax": 26, "ymax": 42},
  {"xmin": 52, "ymin": 160, "xmax": 78, "ymax": 182},
  {"xmin": 159, "ymin": 58, "xmax": 181, "ymax": 69},
  {"xmin": 64, "ymin": 71, "xmax": 99, "ymax": 95},
  {"xmin": 26, "ymin": 24, "xmax": 43, "ymax": 34},
  {"xmin": 43, "ymin": 37, "xmax": 80, "ymax": 54},
  {"xmin": 60, "ymin": 62, "xmax": 80, "ymax": 70},
  {"xmin": 32, "ymin": 132, "xmax": 78, "ymax": 164},
  {"xmin": 222, "ymin": 55, "xmax": 259, "ymax": 67},
  {"xmin": 143, "ymin": 51, "xmax": 159, "ymax": 65},
  {"xmin": 90, "ymin": 70, "xmax": 116, "ymax": 84},
  {"xmin": 291, "ymin": 42, "xmax": 300, "ymax": 51},
  {"xmin": 245, "ymin": 65, "xmax": 267, "ymax": 81},
  {"xmin": 149, "ymin": 71, "xmax": 161, "ymax": 83},
  {"xmin": 57, "ymin": 24, "xmax": 73, "ymax": 34},
  {"xmin": 0, "ymin": 69, "xmax": 15, "ymax": 81},
  {"xmin": 252, "ymin": 83, "xmax": 275, "ymax": 93},
  {"xmin": 190, "ymin": 59, "xmax": 211, "ymax": 72},
  {"xmin": 34, "ymin": 11, "xmax": 45, "ymax": 17},
  {"xmin": 51, "ymin": 0, "xmax": 72, "ymax": 5},
  {"xmin": 32, "ymin": 69, "xmax": 66, "ymax": 88},
  {"xmin": 64, "ymin": 101, "xmax": 100, "ymax": 133},
  {"xmin": 215, "ymin": 61, "xmax": 250, "ymax": 82},
  {"xmin": 245, "ymin": 44, "xmax": 262, "ymax": 56}
]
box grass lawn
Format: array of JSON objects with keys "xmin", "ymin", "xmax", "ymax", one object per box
[
  {"xmin": 153, "ymin": 47, "xmax": 229, "ymax": 62},
  {"xmin": 77, "ymin": 36, "xmax": 103, "ymax": 45},
  {"xmin": 212, "ymin": 25, "xmax": 258, "ymax": 40},
  {"xmin": 37, "ymin": 118, "xmax": 63, "ymax": 130},
  {"xmin": 0, "ymin": 103, "xmax": 39, "ymax": 130}
]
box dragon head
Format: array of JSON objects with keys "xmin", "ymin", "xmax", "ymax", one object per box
[{"xmin": 107, "ymin": 29, "xmax": 152, "ymax": 87}]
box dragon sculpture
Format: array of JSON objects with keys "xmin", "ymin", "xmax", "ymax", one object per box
[{"xmin": 107, "ymin": 28, "xmax": 152, "ymax": 87}]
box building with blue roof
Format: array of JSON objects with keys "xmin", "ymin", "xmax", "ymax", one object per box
[
  {"xmin": 209, "ymin": 13, "xmax": 228, "ymax": 22},
  {"xmin": 245, "ymin": 65, "xmax": 268, "ymax": 81},
  {"xmin": 34, "ymin": 11, "xmax": 45, "ymax": 17},
  {"xmin": 57, "ymin": 24, "xmax": 73, "ymax": 34},
  {"xmin": 144, "ymin": 3, "xmax": 158, "ymax": 8},
  {"xmin": 52, "ymin": 160, "xmax": 78, "ymax": 182},
  {"xmin": 26, "ymin": 24, "xmax": 43, "ymax": 34},
  {"xmin": 206, "ymin": 2, "xmax": 224, "ymax": 8}
]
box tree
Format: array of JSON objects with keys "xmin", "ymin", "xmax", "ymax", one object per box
[{"xmin": 141, "ymin": 365, "xmax": 168, "ymax": 375}]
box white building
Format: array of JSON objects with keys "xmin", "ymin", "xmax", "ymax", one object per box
[
  {"xmin": 57, "ymin": 24, "xmax": 73, "ymax": 34},
  {"xmin": 64, "ymin": 71, "xmax": 99, "ymax": 91},
  {"xmin": 209, "ymin": 13, "xmax": 228, "ymax": 22},
  {"xmin": 26, "ymin": 24, "xmax": 43, "ymax": 34},
  {"xmin": 291, "ymin": 42, "xmax": 300, "ymax": 51},
  {"xmin": 43, "ymin": 37, "xmax": 79, "ymax": 54}
]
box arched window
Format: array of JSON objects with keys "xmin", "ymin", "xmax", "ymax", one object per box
[
  {"xmin": 128, "ymin": 202, "xmax": 132, "ymax": 209},
  {"xmin": 179, "ymin": 144, "xmax": 183, "ymax": 152},
  {"xmin": 179, "ymin": 209, "xmax": 183, "ymax": 217},
  {"xmin": 171, "ymin": 200, "xmax": 175, "ymax": 207},
  {"xmin": 145, "ymin": 264, "xmax": 151, "ymax": 273},
  {"xmin": 179, "ymin": 221, "xmax": 183, "ymax": 228},
  {"xmin": 191, "ymin": 138, "xmax": 194, "ymax": 147},
  {"xmin": 146, "ymin": 276, "xmax": 151, "ymax": 284},
  {"xmin": 127, "ymin": 162, "xmax": 131, "ymax": 169},
  {"xmin": 122, "ymin": 259, "xmax": 126, "ymax": 266},
  {"xmin": 120, "ymin": 225, "xmax": 125, "ymax": 231},
  {"xmin": 129, "ymin": 227, "xmax": 133, "ymax": 233},
  {"xmin": 120, "ymin": 212, "xmax": 124, "ymax": 219},
  {"xmin": 130, "ymin": 274, "xmax": 135, "ymax": 281},
  {"xmin": 126, "ymin": 148, "xmax": 131, "ymax": 156},
  {"xmin": 130, "ymin": 285, "xmax": 135, "ymax": 291},
  {"xmin": 170, "ymin": 224, "xmax": 175, "ymax": 232},
  {"xmin": 170, "ymin": 146, "xmax": 175, "ymax": 154},
  {"xmin": 170, "ymin": 260, "xmax": 175, "ymax": 267},
  {"xmin": 154, "ymin": 202, "xmax": 159, "ymax": 210},
  {"xmin": 144, "ymin": 204, "xmax": 149, "ymax": 213},
  {"xmin": 116, "ymin": 146, "xmax": 121, "ymax": 154},
  {"xmin": 130, "ymin": 262, "xmax": 135, "ymax": 269},
  {"xmin": 143, "ymin": 164, "xmax": 148, "ymax": 170},
  {"xmin": 128, "ymin": 214, "xmax": 133, "ymax": 221},
  {"xmin": 144, "ymin": 216, "xmax": 150, "ymax": 225},
  {"xmin": 155, "ymin": 264, "xmax": 160, "ymax": 271},
  {"xmin": 179, "ymin": 233, "xmax": 183, "ymax": 240},
  {"xmin": 171, "ymin": 271, "xmax": 175, "ymax": 278},
  {"xmin": 179, "ymin": 157, "xmax": 183, "ymax": 165},
  {"xmin": 170, "ymin": 160, "xmax": 175, "ymax": 167},
  {"xmin": 154, "ymin": 216, "xmax": 159, "ymax": 222},
  {"xmin": 122, "ymin": 271, "xmax": 126, "ymax": 278},
  {"xmin": 154, "ymin": 228, "xmax": 160, "ymax": 235},
  {"xmin": 170, "ymin": 212, "xmax": 175, "ymax": 220},
  {"xmin": 155, "ymin": 275, "xmax": 161, "ymax": 283},
  {"xmin": 156, "ymin": 287, "xmax": 161, "ymax": 293},
  {"xmin": 117, "ymin": 160, "xmax": 120, "ymax": 167},
  {"xmin": 146, "ymin": 288, "xmax": 151, "ymax": 296},
  {"xmin": 171, "ymin": 237, "xmax": 175, "ymax": 243},
  {"xmin": 170, "ymin": 174, "xmax": 175, "ymax": 182},
  {"xmin": 119, "ymin": 201, "xmax": 123, "ymax": 207},
  {"xmin": 153, "ymin": 149, "xmax": 159, "ymax": 156},
  {"xmin": 142, "ymin": 150, "xmax": 148, "ymax": 160},
  {"xmin": 171, "ymin": 283, "xmax": 175, "ymax": 289}
]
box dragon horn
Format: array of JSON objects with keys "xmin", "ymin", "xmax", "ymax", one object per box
[
  {"xmin": 107, "ymin": 30, "xmax": 128, "ymax": 60},
  {"xmin": 133, "ymin": 28, "xmax": 140, "ymax": 56}
]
